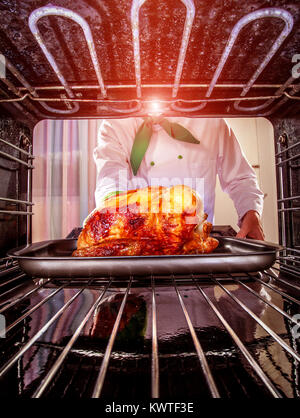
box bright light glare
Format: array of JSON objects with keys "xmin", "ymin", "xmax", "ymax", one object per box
[{"xmin": 148, "ymin": 100, "xmax": 162, "ymax": 115}]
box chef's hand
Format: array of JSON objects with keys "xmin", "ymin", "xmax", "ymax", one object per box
[{"xmin": 236, "ymin": 210, "xmax": 265, "ymax": 241}]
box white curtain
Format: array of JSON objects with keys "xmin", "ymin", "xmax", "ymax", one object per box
[{"xmin": 32, "ymin": 119, "xmax": 102, "ymax": 242}]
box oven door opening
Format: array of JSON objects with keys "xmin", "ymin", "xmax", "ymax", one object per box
[{"xmin": 0, "ymin": 115, "xmax": 299, "ymax": 399}]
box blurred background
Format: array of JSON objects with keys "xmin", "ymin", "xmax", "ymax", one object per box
[{"xmin": 32, "ymin": 117, "xmax": 278, "ymax": 243}]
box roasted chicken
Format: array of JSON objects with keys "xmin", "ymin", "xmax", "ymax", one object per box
[{"xmin": 73, "ymin": 185, "xmax": 218, "ymax": 257}]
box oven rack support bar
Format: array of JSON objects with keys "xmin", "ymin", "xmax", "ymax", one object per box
[
  {"xmin": 276, "ymin": 153, "xmax": 300, "ymax": 166},
  {"xmin": 0, "ymin": 53, "xmax": 45, "ymax": 120},
  {"xmin": 2, "ymin": 90, "xmax": 299, "ymax": 109},
  {"xmin": 4, "ymin": 286, "xmax": 65, "ymax": 335},
  {"xmin": 0, "ymin": 150, "xmax": 34, "ymax": 169},
  {"xmin": 268, "ymin": 264, "xmax": 300, "ymax": 289},
  {"xmin": 0, "ymin": 260, "xmax": 20, "ymax": 274},
  {"xmin": 0, "ymin": 258, "xmax": 17, "ymax": 271},
  {"xmin": 266, "ymin": 268, "xmax": 300, "ymax": 291},
  {"xmin": 0, "ymin": 279, "xmax": 51, "ymax": 315},
  {"xmin": 253, "ymin": 273, "xmax": 300, "ymax": 307},
  {"xmin": 0, "ymin": 265, "xmax": 20, "ymax": 279},
  {"xmin": 0, "ymin": 197, "xmax": 34, "ymax": 207},
  {"xmin": 276, "ymin": 266, "xmax": 300, "ymax": 281},
  {"xmin": 33, "ymin": 279, "xmax": 113, "ymax": 398},
  {"xmin": 173, "ymin": 277, "xmax": 220, "ymax": 398},
  {"xmin": 0, "ymin": 84, "xmax": 38, "ymax": 125},
  {"xmin": 275, "ymin": 140, "xmax": 300, "ymax": 157},
  {"xmin": 26, "ymin": 144, "xmax": 33, "ymax": 244},
  {"xmin": 278, "ymin": 256, "xmax": 300, "ymax": 264},
  {"xmin": 0, "ymin": 264, "xmax": 18, "ymax": 274},
  {"xmin": 0, "ymin": 281, "xmax": 92, "ymax": 379},
  {"xmin": 0, "ymin": 210, "xmax": 34, "ymax": 216},
  {"xmin": 0, "ymin": 256, "xmax": 13, "ymax": 263},
  {"xmin": 278, "ymin": 207, "xmax": 300, "ymax": 213},
  {"xmin": 281, "ymin": 247, "xmax": 300, "ymax": 254},
  {"xmin": 212, "ymin": 278, "xmax": 300, "ymax": 363},
  {"xmin": 277, "ymin": 139, "xmax": 287, "ymax": 247},
  {"xmin": 231, "ymin": 276, "xmax": 298, "ymax": 326},
  {"xmin": 278, "ymin": 258, "xmax": 300, "ymax": 269},
  {"xmin": 272, "ymin": 263, "xmax": 300, "ymax": 280},
  {"xmin": 277, "ymin": 195, "xmax": 300, "ymax": 203},
  {"xmin": 275, "ymin": 120, "xmax": 300, "ymax": 249},
  {"xmin": 10, "ymin": 93, "xmax": 287, "ymax": 103},
  {"xmin": 17, "ymin": 82, "xmax": 296, "ymax": 92},
  {"xmin": 261, "ymin": 82, "xmax": 300, "ymax": 116},
  {"xmin": 0, "ymin": 272, "xmax": 25, "ymax": 289},
  {"xmin": 151, "ymin": 276, "xmax": 159, "ymax": 398},
  {"xmin": 0, "ymin": 139, "xmax": 35, "ymax": 237},
  {"xmin": 257, "ymin": 77, "xmax": 300, "ymax": 114},
  {"xmin": 0, "ymin": 138, "xmax": 34, "ymax": 159},
  {"xmin": 192, "ymin": 277, "xmax": 281, "ymax": 398},
  {"xmin": 92, "ymin": 278, "xmax": 133, "ymax": 398},
  {"xmin": 0, "ymin": 280, "xmax": 30, "ymax": 304}
]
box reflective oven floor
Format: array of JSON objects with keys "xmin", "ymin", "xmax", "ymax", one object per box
[{"xmin": 0, "ymin": 268, "xmax": 299, "ymax": 398}]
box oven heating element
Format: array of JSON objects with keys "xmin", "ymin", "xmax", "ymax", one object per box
[{"xmin": 0, "ymin": 4, "xmax": 299, "ymax": 117}]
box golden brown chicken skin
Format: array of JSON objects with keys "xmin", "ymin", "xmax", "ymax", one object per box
[
  {"xmin": 73, "ymin": 185, "xmax": 218, "ymax": 257},
  {"xmin": 73, "ymin": 238, "xmax": 183, "ymax": 257},
  {"xmin": 77, "ymin": 185, "xmax": 199, "ymax": 249}
]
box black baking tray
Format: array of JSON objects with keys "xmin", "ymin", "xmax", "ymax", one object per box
[{"xmin": 7, "ymin": 237, "xmax": 281, "ymax": 278}]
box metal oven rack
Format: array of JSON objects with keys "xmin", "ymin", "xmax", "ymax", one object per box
[
  {"xmin": 0, "ymin": 134, "xmax": 34, "ymax": 247},
  {"xmin": 276, "ymin": 133, "xmax": 300, "ymax": 253},
  {"xmin": 0, "ymin": 267, "xmax": 299, "ymax": 398}
]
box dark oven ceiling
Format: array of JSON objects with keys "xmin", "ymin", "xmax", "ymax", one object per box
[{"xmin": 0, "ymin": 0, "xmax": 300, "ymax": 124}]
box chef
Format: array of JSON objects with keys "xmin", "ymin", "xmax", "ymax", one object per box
[{"xmin": 93, "ymin": 115, "xmax": 265, "ymax": 240}]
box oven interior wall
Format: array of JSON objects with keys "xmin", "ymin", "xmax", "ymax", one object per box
[
  {"xmin": 0, "ymin": 118, "xmax": 32, "ymax": 257},
  {"xmin": 270, "ymin": 116, "xmax": 300, "ymax": 250}
]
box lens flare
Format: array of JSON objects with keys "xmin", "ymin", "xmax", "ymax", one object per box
[{"xmin": 148, "ymin": 100, "xmax": 162, "ymax": 116}]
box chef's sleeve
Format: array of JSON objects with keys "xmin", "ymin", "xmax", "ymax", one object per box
[
  {"xmin": 93, "ymin": 120, "xmax": 131, "ymax": 208},
  {"xmin": 217, "ymin": 119, "xmax": 264, "ymax": 226}
]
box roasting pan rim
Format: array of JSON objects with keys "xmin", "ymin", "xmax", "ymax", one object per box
[
  {"xmin": 6, "ymin": 237, "xmax": 280, "ymax": 277},
  {"xmin": 7, "ymin": 237, "xmax": 281, "ymax": 260}
]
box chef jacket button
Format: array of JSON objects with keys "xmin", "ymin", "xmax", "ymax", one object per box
[
  {"xmin": 177, "ymin": 155, "xmax": 183, "ymax": 159},
  {"xmin": 150, "ymin": 161, "xmax": 155, "ymax": 166}
]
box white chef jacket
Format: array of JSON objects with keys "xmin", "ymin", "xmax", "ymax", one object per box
[{"xmin": 93, "ymin": 117, "xmax": 264, "ymax": 225}]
